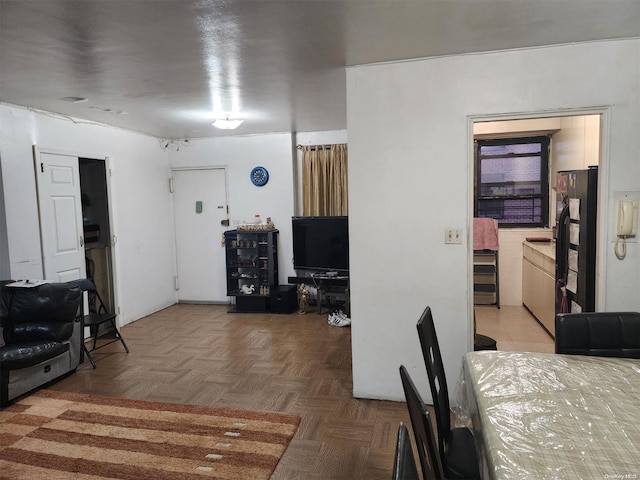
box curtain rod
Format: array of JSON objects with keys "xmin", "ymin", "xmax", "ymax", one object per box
[
  {"xmin": 296, "ymin": 144, "xmax": 332, "ymax": 150},
  {"xmin": 296, "ymin": 143, "xmax": 347, "ymax": 150}
]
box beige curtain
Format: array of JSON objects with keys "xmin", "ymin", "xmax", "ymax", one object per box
[{"xmin": 301, "ymin": 144, "xmax": 348, "ymax": 216}]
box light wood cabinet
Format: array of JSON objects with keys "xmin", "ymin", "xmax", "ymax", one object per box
[{"xmin": 522, "ymin": 243, "xmax": 555, "ymax": 337}]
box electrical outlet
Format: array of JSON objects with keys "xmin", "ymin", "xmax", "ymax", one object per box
[{"xmin": 445, "ymin": 228, "xmax": 463, "ymax": 244}]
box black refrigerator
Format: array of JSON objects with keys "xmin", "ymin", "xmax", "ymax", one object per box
[{"xmin": 555, "ymin": 166, "xmax": 598, "ymax": 314}]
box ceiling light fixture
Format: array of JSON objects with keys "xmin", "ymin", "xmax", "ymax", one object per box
[{"xmin": 213, "ymin": 117, "xmax": 243, "ymax": 130}]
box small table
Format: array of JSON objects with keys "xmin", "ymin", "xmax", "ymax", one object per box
[
  {"xmin": 459, "ymin": 351, "xmax": 640, "ymax": 479},
  {"xmin": 288, "ymin": 275, "xmax": 350, "ymax": 316},
  {"xmin": 312, "ymin": 274, "xmax": 349, "ymax": 315}
]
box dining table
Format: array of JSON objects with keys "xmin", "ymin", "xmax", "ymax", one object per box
[{"xmin": 457, "ymin": 350, "xmax": 640, "ymax": 480}]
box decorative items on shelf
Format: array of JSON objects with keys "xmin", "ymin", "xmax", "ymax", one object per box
[
  {"xmin": 232, "ymin": 285, "xmax": 271, "ymax": 296},
  {"xmin": 231, "ymin": 239, "xmax": 259, "ymax": 248},
  {"xmin": 237, "ymin": 224, "xmax": 274, "ymax": 231},
  {"xmin": 237, "ymin": 216, "xmax": 275, "ymax": 231},
  {"xmin": 229, "ymin": 255, "xmax": 258, "ymax": 267}
]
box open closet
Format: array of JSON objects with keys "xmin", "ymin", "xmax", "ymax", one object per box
[{"xmin": 79, "ymin": 158, "xmax": 114, "ymax": 313}]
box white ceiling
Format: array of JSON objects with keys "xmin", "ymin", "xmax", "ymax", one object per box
[{"xmin": 1, "ymin": 0, "xmax": 638, "ymax": 140}]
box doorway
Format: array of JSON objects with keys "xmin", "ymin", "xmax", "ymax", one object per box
[
  {"xmin": 34, "ymin": 149, "xmax": 116, "ymax": 314},
  {"xmin": 470, "ymin": 112, "xmax": 605, "ymax": 343},
  {"xmin": 80, "ymin": 158, "xmax": 114, "ymax": 312}
]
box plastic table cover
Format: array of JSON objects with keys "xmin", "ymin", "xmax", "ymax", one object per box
[{"xmin": 456, "ymin": 351, "xmax": 640, "ymax": 480}]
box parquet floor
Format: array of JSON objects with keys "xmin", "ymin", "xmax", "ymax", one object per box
[{"xmin": 49, "ymin": 304, "xmax": 411, "ymax": 479}]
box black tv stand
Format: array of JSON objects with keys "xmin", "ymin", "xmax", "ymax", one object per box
[{"xmin": 288, "ymin": 273, "xmax": 350, "ymax": 316}]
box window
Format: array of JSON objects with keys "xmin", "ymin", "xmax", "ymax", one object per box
[
  {"xmin": 475, "ymin": 136, "xmax": 550, "ymax": 227},
  {"xmin": 301, "ymin": 144, "xmax": 348, "ymax": 216}
]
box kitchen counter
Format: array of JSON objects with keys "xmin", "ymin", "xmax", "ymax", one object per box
[
  {"xmin": 523, "ymin": 240, "xmax": 555, "ymax": 261},
  {"xmin": 522, "ymin": 240, "xmax": 556, "ymax": 337}
]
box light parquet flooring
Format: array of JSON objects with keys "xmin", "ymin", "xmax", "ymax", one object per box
[{"xmin": 48, "ymin": 304, "xmax": 411, "ymax": 480}]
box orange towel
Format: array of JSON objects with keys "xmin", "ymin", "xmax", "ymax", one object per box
[{"xmin": 473, "ymin": 218, "xmax": 499, "ymax": 251}]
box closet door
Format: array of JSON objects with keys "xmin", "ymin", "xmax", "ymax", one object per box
[{"xmin": 35, "ymin": 151, "xmax": 85, "ymax": 282}]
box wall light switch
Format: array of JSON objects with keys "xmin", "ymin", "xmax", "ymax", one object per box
[{"xmin": 445, "ymin": 227, "xmax": 463, "ymax": 244}]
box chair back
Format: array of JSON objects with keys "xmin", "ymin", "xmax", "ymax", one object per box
[
  {"xmin": 66, "ymin": 278, "xmax": 110, "ymax": 315},
  {"xmin": 399, "ymin": 365, "xmax": 445, "ymax": 480},
  {"xmin": 555, "ymin": 312, "xmax": 640, "ymax": 358},
  {"xmin": 67, "ymin": 278, "xmax": 96, "ymax": 293},
  {"xmin": 391, "ymin": 423, "xmax": 420, "ymax": 480},
  {"xmin": 416, "ymin": 307, "xmax": 450, "ymax": 462}
]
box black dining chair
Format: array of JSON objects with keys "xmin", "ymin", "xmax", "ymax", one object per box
[
  {"xmin": 391, "ymin": 422, "xmax": 421, "ymax": 480},
  {"xmin": 417, "ymin": 307, "xmax": 481, "ymax": 480},
  {"xmin": 555, "ymin": 312, "xmax": 640, "ymax": 358},
  {"xmin": 67, "ymin": 278, "xmax": 129, "ymax": 368},
  {"xmin": 399, "ymin": 365, "xmax": 445, "ymax": 480}
]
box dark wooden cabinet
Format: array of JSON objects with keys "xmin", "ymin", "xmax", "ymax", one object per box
[{"xmin": 224, "ymin": 229, "xmax": 278, "ymax": 313}]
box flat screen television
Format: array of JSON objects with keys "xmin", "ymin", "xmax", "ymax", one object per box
[{"xmin": 292, "ymin": 216, "xmax": 349, "ymax": 273}]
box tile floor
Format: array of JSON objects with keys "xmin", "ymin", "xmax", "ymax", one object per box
[{"xmin": 474, "ymin": 305, "xmax": 555, "ymax": 353}]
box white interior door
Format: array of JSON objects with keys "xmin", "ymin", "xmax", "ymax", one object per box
[
  {"xmin": 35, "ymin": 151, "xmax": 85, "ymax": 282},
  {"xmin": 172, "ymin": 168, "xmax": 228, "ymax": 302}
]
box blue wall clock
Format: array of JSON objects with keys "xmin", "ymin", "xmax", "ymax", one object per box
[{"xmin": 250, "ymin": 166, "xmax": 269, "ymax": 186}]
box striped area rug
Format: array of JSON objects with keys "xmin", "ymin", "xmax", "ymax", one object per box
[{"xmin": 0, "ymin": 390, "xmax": 300, "ymax": 480}]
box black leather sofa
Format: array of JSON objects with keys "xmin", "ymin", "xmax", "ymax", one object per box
[
  {"xmin": 1, "ymin": 280, "xmax": 82, "ymax": 407},
  {"xmin": 555, "ymin": 311, "xmax": 640, "ymax": 358}
]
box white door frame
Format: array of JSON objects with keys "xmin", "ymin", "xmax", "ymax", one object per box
[
  {"xmin": 33, "ymin": 145, "xmax": 120, "ymax": 319},
  {"xmin": 170, "ymin": 165, "xmax": 230, "ymax": 302},
  {"xmin": 466, "ymin": 107, "xmax": 611, "ymax": 349}
]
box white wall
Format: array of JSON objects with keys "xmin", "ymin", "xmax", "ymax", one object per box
[
  {"xmin": 347, "ymin": 39, "xmax": 640, "ymax": 401},
  {"xmin": 474, "ymin": 117, "xmax": 563, "ymax": 137},
  {"xmin": 0, "ymin": 104, "xmax": 177, "ymax": 324},
  {"xmin": 167, "ymin": 133, "xmax": 298, "ymax": 282}
]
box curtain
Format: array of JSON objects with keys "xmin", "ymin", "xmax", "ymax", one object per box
[{"xmin": 301, "ymin": 144, "xmax": 348, "ymax": 216}]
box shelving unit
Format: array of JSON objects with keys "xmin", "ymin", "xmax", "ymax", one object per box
[
  {"xmin": 224, "ymin": 229, "xmax": 279, "ymax": 313},
  {"xmin": 473, "ymin": 250, "xmax": 500, "ymax": 308}
]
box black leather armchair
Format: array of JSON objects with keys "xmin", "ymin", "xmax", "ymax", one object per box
[
  {"xmin": 1, "ymin": 281, "xmax": 82, "ymax": 407},
  {"xmin": 555, "ymin": 312, "xmax": 640, "ymax": 358}
]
